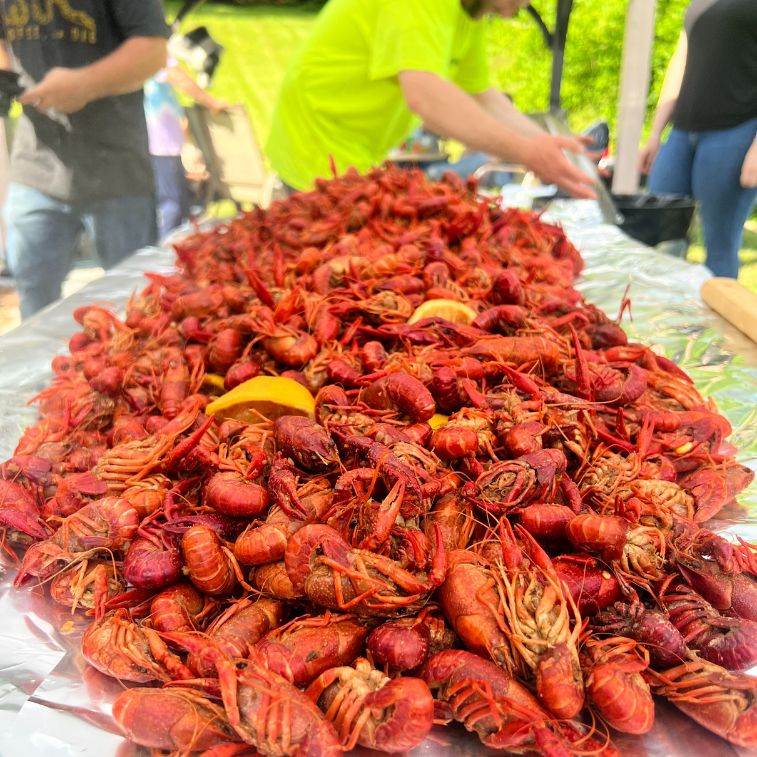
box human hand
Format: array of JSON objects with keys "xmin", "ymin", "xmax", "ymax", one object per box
[
  {"xmin": 207, "ymin": 97, "xmax": 232, "ymax": 114},
  {"xmin": 740, "ymin": 139, "xmax": 757, "ymax": 188},
  {"xmin": 19, "ymin": 67, "xmax": 92, "ymax": 114},
  {"xmin": 638, "ymin": 135, "xmax": 661, "ymax": 176},
  {"xmin": 521, "ymin": 134, "xmax": 597, "ymax": 199}
]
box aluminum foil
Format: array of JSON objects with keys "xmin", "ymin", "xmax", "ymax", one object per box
[{"xmin": 0, "ymin": 202, "xmax": 755, "ymax": 756}]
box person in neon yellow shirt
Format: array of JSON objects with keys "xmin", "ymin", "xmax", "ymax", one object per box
[{"xmin": 266, "ymin": 0, "xmax": 595, "ymax": 198}]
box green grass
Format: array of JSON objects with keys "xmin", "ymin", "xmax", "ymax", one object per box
[
  {"xmin": 168, "ymin": 1, "xmax": 757, "ymax": 292},
  {"xmin": 166, "ymin": 1, "xmax": 319, "ymax": 146},
  {"xmin": 686, "ymin": 223, "xmax": 757, "ymax": 292}
]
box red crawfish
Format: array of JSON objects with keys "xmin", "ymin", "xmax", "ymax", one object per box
[
  {"xmin": 421, "ymin": 649, "xmax": 617, "ymax": 756},
  {"xmin": 366, "ymin": 606, "xmax": 453, "ymax": 673},
  {"xmin": 658, "ymin": 575, "xmax": 757, "ymax": 671},
  {"xmin": 150, "ymin": 583, "xmax": 205, "ymax": 633},
  {"xmin": 234, "ymin": 473, "xmax": 332, "ymax": 566},
  {"xmin": 431, "ymin": 407, "xmax": 497, "ymax": 460},
  {"xmin": 285, "ymin": 523, "xmax": 446, "ymax": 617},
  {"xmin": 204, "ymin": 470, "xmax": 269, "ymax": 518},
  {"xmin": 674, "ymin": 546, "xmax": 757, "ymax": 622},
  {"xmin": 113, "ymin": 686, "xmax": 240, "ymax": 752},
  {"xmin": 648, "ymin": 656, "xmax": 757, "ymax": 748},
  {"xmin": 123, "ymin": 529, "xmax": 183, "ymax": 591},
  {"xmin": 184, "ymin": 597, "xmax": 285, "ymax": 677},
  {"xmin": 15, "ymin": 496, "xmax": 138, "ymax": 585},
  {"xmin": 495, "ymin": 522, "xmax": 585, "ymax": 720},
  {"xmin": 592, "ymin": 600, "xmax": 688, "ymax": 670},
  {"xmin": 306, "ymin": 657, "xmax": 434, "ymax": 752},
  {"xmin": 464, "ymin": 449, "xmax": 570, "ymax": 515},
  {"xmin": 81, "ymin": 609, "xmax": 193, "ymax": 683},
  {"xmin": 182, "ymin": 524, "xmax": 250, "ymax": 596},
  {"xmin": 566, "ymin": 512, "xmax": 666, "ymax": 590},
  {"xmin": 256, "ymin": 612, "xmax": 369, "ymax": 686},
  {"xmin": 438, "ymin": 550, "xmax": 513, "ymax": 669},
  {"xmin": 161, "ymin": 638, "xmax": 342, "ymax": 756},
  {"xmin": 0, "ymin": 477, "xmax": 48, "ymax": 543},
  {"xmin": 49, "ymin": 558, "xmax": 124, "ymax": 618},
  {"xmin": 552, "ymin": 554, "xmax": 622, "ymax": 616},
  {"xmin": 273, "ymin": 415, "xmax": 339, "ymax": 472},
  {"xmin": 581, "ymin": 634, "xmax": 654, "ymax": 734},
  {"xmin": 359, "ymin": 371, "xmax": 436, "ymax": 422}
]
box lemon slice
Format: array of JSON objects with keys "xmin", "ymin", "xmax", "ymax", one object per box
[
  {"xmin": 428, "ymin": 413, "xmax": 449, "ymax": 430},
  {"xmin": 205, "ymin": 376, "xmax": 315, "ymax": 422},
  {"xmin": 203, "ymin": 373, "xmax": 226, "ymax": 390},
  {"xmin": 408, "ymin": 298, "xmax": 477, "ymax": 325}
]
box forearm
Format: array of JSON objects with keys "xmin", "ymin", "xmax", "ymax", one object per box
[
  {"xmin": 79, "ymin": 37, "xmax": 166, "ymax": 100},
  {"xmin": 0, "ymin": 40, "xmax": 12, "ymax": 70},
  {"xmin": 649, "ymin": 99, "xmax": 677, "ymax": 141},
  {"xmin": 400, "ymin": 71, "xmax": 531, "ymax": 163},
  {"xmin": 472, "ymin": 88, "xmax": 545, "ymax": 138},
  {"xmin": 650, "ymin": 32, "xmax": 687, "ymax": 140},
  {"xmin": 167, "ymin": 65, "xmax": 223, "ymax": 109}
]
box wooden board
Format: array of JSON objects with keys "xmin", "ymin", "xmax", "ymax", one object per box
[{"xmin": 700, "ymin": 277, "xmax": 757, "ymax": 344}]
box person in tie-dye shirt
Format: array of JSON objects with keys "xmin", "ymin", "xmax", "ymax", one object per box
[{"xmin": 144, "ymin": 56, "xmax": 229, "ymax": 237}]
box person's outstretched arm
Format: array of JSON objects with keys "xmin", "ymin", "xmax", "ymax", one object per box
[
  {"xmin": 471, "ymin": 88, "xmax": 545, "ymax": 138},
  {"xmin": 19, "ymin": 36, "xmax": 167, "ymax": 114},
  {"xmin": 0, "ymin": 40, "xmax": 11, "ymax": 71},
  {"xmin": 639, "ymin": 31, "xmax": 688, "ymax": 174},
  {"xmin": 167, "ymin": 64, "xmax": 230, "ymax": 112},
  {"xmin": 399, "ymin": 69, "xmax": 595, "ymax": 199}
]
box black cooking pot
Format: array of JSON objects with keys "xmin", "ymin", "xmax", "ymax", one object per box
[{"xmin": 611, "ymin": 192, "xmax": 696, "ymax": 247}]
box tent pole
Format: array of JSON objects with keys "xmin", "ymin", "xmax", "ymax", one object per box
[
  {"xmin": 550, "ymin": 0, "xmax": 574, "ymax": 115},
  {"xmin": 612, "ymin": 0, "xmax": 657, "ymax": 194}
]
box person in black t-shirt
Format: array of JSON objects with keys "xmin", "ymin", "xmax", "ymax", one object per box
[
  {"xmin": 639, "ymin": 0, "xmax": 757, "ymax": 279},
  {"xmin": 0, "ymin": 1, "xmax": 169, "ymax": 318}
]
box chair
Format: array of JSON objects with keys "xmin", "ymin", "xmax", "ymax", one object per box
[{"xmin": 184, "ymin": 103, "xmax": 276, "ymax": 211}]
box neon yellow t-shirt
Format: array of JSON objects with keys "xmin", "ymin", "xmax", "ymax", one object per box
[{"xmin": 265, "ymin": 0, "xmax": 489, "ymax": 190}]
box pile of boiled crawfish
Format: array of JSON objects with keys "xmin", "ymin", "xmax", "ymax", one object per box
[{"xmin": 1, "ymin": 166, "xmax": 756, "ymax": 757}]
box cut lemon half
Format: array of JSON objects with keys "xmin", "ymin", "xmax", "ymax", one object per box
[
  {"xmin": 203, "ymin": 373, "xmax": 226, "ymax": 391},
  {"xmin": 408, "ymin": 298, "xmax": 477, "ymax": 325},
  {"xmin": 428, "ymin": 413, "xmax": 449, "ymax": 430},
  {"xmin": 205, "ymin": 375, "xmax": 315, "ymax": 422}
]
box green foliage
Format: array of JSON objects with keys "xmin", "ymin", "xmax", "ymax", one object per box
[{"xmin": 486, "ymin": 0, "xmax": 688, "ymax": 135}]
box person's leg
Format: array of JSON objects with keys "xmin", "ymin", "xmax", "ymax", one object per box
[
  {"xmin": 84, "ymin": 194, "xmax": 158, "ymax": 269},
  {"xmin": 3, "ymin": 183, "xmax": 81, "ymax": 318},
  {"xmin": 151, "ymin": 155, "xmax": 191, "ymax": 238},
  {"xmin": 691, "ymin": 118, "xmax": 757, "ymax": 279},
  {"xmin": 647, "ymin": 128, "xmax": 695, "ymax": 196}
]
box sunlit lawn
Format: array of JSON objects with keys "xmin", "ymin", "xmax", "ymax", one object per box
[{"xmin": 686, "ymin": 221, "xmax": 757, "ymax": 293}]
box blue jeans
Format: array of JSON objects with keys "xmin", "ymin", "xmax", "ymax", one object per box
[
  {"xmin": 3, "ymin": 183, "xmax": 157, "ymax": 319},
  {"xmin": 151, "ymin": 155, "xmax": 191, "ymax": 239},
  {"xmin": 648, "ymin": 118, "xmax": 757, "ymax": 278}
]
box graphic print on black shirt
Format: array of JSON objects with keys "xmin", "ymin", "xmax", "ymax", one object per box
[
  {"xmin": 2, "ymin": 0, "xmax": 97, "ymax": 45},
  {"xmin": 0, "ymin": 0, "xmax": 169, "ymax": 201}
]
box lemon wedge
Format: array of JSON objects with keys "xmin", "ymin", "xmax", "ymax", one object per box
[
  {"xmin": 203, "ymin": 373, "xmax": 226, "ymax": 390},
  {"xmin": 428, "ymin": 413, "xmax": 449, "ymax": 430},
  {"xmin": 408, "ymin": 298, "xmax": 477, "ymax": 325},
  {"xmin": 205, "ymin": 376, "xmax": 315, "ymax": 422}
]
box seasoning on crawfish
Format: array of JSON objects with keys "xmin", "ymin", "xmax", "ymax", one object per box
[{"xmin": 3, "ymin": 166, "xmax": 756, "ymax": 756}]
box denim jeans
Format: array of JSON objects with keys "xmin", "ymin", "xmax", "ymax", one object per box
[
  {"xmin": 648, "ymin": 118, "xmax": 757, "ymax": 278},
  {"xmin": 3, "ymin": 183, "xmax": 157, "ymax": 319},
  {"xmin": 151, "ymin": 155, "xmax": 191, "ymax": 239}
]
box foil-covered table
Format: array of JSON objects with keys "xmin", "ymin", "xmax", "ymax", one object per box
[{"xmin": 0, "ymin": 201, "xmax": 755, "ymax": 756}]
